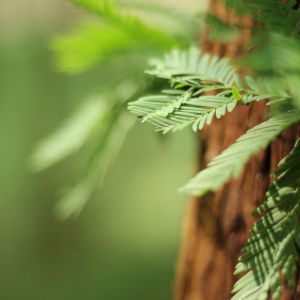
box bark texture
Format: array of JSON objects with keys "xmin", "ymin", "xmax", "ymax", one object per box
[{"xmin": 174, "ymin": 1, "xmax": 300, "ymax": 299}]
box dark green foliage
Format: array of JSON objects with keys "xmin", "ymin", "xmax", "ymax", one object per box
[
  {"xmin": 225, "ymin": 0, "xmax": 300, "ymax": 35},
  {"xmin": 205, "ymin": 14, "xmax": 239, "ymax": 43},
  {"xmin": 233, "ymin": 140, "xmax": 300, "ymax": 300}
]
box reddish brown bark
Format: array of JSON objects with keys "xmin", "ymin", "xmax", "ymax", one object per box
[{"xmin": 174, "ymin": 1, "xmax": 300, "ymax": 299}]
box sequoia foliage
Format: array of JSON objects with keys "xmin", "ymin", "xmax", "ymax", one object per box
[{"xmin": 34, "ymin": 0, "xmax": 300, "ymax": 298}]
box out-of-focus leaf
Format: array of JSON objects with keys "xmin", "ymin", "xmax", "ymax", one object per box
[
  {"xmin": 53, "ymin": 0, "xmax": 181, "ymax": 74},
  {"xmin": 118, "ymin": 0, "xmax": 199, "ymax": 37},
  {"xmin": 52, "ymin": 23, "xmax": 138, "ymax": 73},
  {"xmin": 205, "ymin": 14, "xmax": 239, "ymax": 43},
  {"xmin": 71, "ymin": 0, "xmax": 178, "ymax": 48},
  {"xmin": 56, "ymin": 112, "xmax": 135, "ymax": 219},
  {"xmin": 241, "ymin": 34, "xmax": 300, "ymax": 74},
  {"xmin": 31, "ymin": 98, "xmax": 109, "ymax": 171}
]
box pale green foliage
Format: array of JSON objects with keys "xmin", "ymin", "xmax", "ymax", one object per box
[
  {"xmin": 129, "ymin": 47, "xmax": 299, "ymax": 197},
  {"xmin": 181, "ymin": 112, "xmax": 299, "ymax": 196},
  {"xmin": 54, "ymin": 0, "xmax": 181, "ymax": 73},
  {"xmin": 71, "ymin": 0, "xmax": 187, "ymax": 47},
  {"xmin": 232, "ymin": 140, "xmax": 300, "ymax": 300},
  {"xmin": 146, "ymin": 47, "xmax": 293, "ymax": 104},
  {"xmin": 146, "ymin": 47, "xmax": 241, "ymax": 87},
  {"xmin": 35, "ymin": 0, "xmax": 193, "ymax": 218},
  {"xmin": 56, "ymin": 112, "xmax": 134, "ymax": 219},
  {"xmin": 129, "ymin": 48, "xmax": 292, "ymax": 135},
  {"xmin": 129, "ymin": 48, "xmax": 250, "ymax": 133},
  {"xmin": 128, "ymin": 45, "xmax": 300, "ymax": 298},
  {"xmin": 118, "ymin": 0, "xmax": 199, "ymax": 38},
  {"xmin": 241, "ymin": 34, "xmax": 300, "ymax": 111},
  {"xmin": 32, "ymin": 88, "xmax": 136, "ymax": 219},
  {"xmin": 32, "ymin": 80, "xmax": 140, "ymax": 218},
  {"xmin": 129, "ymin": 92, "xmax": 237, "ymax": 134},
  {"xmin": 53, "ymin": 23, "xmax": 138, "ymax": 73},
  {"xmin": 31, "ymin": 98, "xmax": 109, "ymax": 171}
]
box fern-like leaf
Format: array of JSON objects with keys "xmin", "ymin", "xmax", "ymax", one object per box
[
  {"xmin": 232, "ymin": 139, "xmax": 300, "ymax": 300},
  {"xmin": 72, "ymin": 0, "xmax": 177, "ymax": 48},
  {"xmin": 54, "ymin": 0, "xmax": 180, "ymax": 73},
  {"xmin": 56, "ymin": 112, "xmax": 135, "ymax": 219},
  {"xmin": 129, "ymin": 90, "xmax": 237, "ymax": 133},
  {"xmin": 52, "ymin": 23, "xmax": 139, "ymax": 74},
  {"xmin": 129, "ymin": 48, "xmax": 294, "ymax": 136},
  {"xmin": 31, "ymin": 98, "xmax": 108, "ymax": 171},
  {"xmin": 181, "ymin": 112, "xmax": 299, "ymax": 196},
  {"xmin": 128, "ymin": 48, "xmax": 246, "ymax": 133},
  {"xmin": 146, "ymin": 47, "xmax": 295, "ymax": 106},
  {"xmin": 147, "ymin": 47, "xmax": 241, "ymax": 88}
]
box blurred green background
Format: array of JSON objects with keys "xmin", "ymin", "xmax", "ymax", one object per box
[{"xmin": 0, "ymin": 0, "xmax": 199, "ymax": 299}]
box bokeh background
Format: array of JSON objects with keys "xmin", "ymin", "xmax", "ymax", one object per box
[{"xmin": 0, "ymin": 0, "xmax": 201, "ymax": 299}]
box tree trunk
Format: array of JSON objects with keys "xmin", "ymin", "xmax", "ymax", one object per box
[{"xmin": 174, "ymin": 1, "xmax": 300, "ymax": 299}]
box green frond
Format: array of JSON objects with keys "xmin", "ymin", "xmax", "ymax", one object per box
[
  {"xmin": 147, "ymin": 47, "xmax": 241, "ymax": 88},
  {"xmin": 146, "ymin": 47, "xmax": 294, "ymax": 105},
  {"xmin": 118, "ymin": 0, "xmax": 199, "ymax": 36},
  {"xmin": 180, "ymin": 112, "xmax": 299, "ymax": 196},
  {"xmin": 54, "ymin": 0, "xmax": 180, "ymax": 73},
  {"xmin": 71, "ymin": 0, "xmax": 178, "ymax": 48},
  {"xmin": 32, "ymin": 80, "xmax": 140, "ymax": 218},
  {"xmin": 52, "ymin": 23, "xmax": 138, "ymax": 74},
  {"xmin": 31, "ymin": 98, "xmax": 109, "ymax": 171},
  {"xmin": 128, "ymin": 48, "xmax": 242, "ymax": 133},
  {"xmin": 245, "ymin": 76, "xmax": 290, "ymax": 101},
  {"xmin": 242, "ymin": 34, "xmax": 300, "ymax": 76},
  {"xmin": 232, "ymin": 139, "xmax": 300, "ymax": 300},
  {"xmin": 129, "ymin": 48, "xmax": 293, "ymax": 135},
  {"xmin": 56, "ymin": 112, "xmax": 135, "ymax": 219},
  {"xmin": 242, "ymin": 34, "xmax": 300, "ymax": 112},
  {"xmin": 128, "ymin": 90, "xmax": 237, "ymax": 134}
]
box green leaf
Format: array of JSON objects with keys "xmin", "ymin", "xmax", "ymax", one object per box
[
  {"xmin": 31, "ymin": 98, "xmax": 109, "ymax": 171},
  {"xmin": 181, "ymin": 111, "xmax": 299, "ymax": 196},
  {"xmin": 71, "ymin": 0, "xmax": 178, "ymax": 49},
  {"xmin": 129, "ymin": 48, "xmax": 293, "ymax": 136},
  {"xmin": 56, "ymin": 112, "xmax": 135, "ymax": 219},
  {"xmin": 53, "ymin": 0, "xmax": 181, "ymax": 73},
  {"xmin": 129, "ymin": 91, "xmax": 238, "ymax": 134},
  {"xmin": 32, "ymin": 80, "xmax": 140, "ymax": 219},
  {"xmin": 232, "ymin": 139, "xmax": 300, "ymax": 300},
  {"xmin": 232, "ymin": 86, "xmax": 242, "ymax": 101},
  {"xmin": 147, "ymin": 47, "xmax": 241, "ymax": 87},
  {"xmin": 118, "ymin": 0, "xmax": 199, "ymax": 37},
  {"xmin": 52, "ymin": 23, "xmax": 138, "ymax": 74}
]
